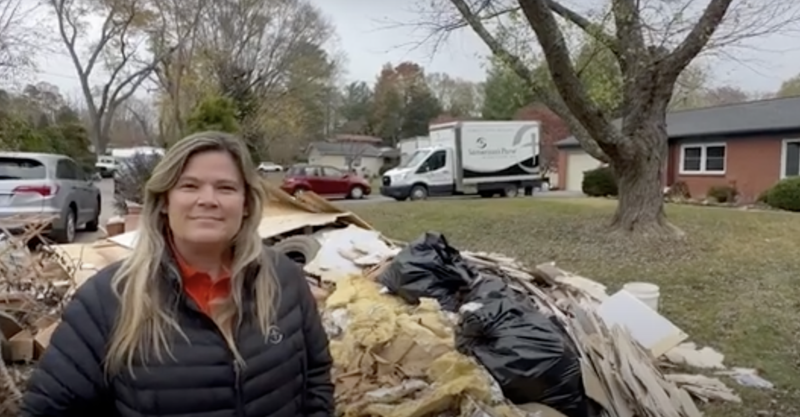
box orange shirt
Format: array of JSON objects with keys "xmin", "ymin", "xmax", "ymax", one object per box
[{"xmin": 173, "ymin": 249, "xmax": 231, "ymax": 314}]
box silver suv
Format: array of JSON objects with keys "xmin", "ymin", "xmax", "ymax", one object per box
[{"xmin": 0, "ymin": 152, "xmax": 101, "ymax": 243}]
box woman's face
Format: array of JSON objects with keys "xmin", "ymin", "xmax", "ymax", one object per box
[{"xmin": 166, "ymin": 150, "xmax": 247, "ymax": 246}]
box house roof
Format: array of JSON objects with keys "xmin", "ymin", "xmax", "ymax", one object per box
[
  {"xmin": 330, "ymin": 134, "xmax": 382, "ymax": 143},
  {"xmin": 557, "ymin": 96, "xmax": 800, "ymax": 147},
  {"xmin": 308, "ymin": 141, "xmax": 383, "ymax": 158}
]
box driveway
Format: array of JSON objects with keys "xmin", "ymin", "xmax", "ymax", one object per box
[{"xmin": 75, "ymin": 179, "xmax": 116, "ymax": 243}]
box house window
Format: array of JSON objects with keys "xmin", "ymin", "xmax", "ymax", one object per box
[
  {"xmin": 783, "ymin": 139, "xmax": 800, "ymax": 178},
  {"xmin": 680, "ymin": 143, "xmax": 726, "ymax": 174}
]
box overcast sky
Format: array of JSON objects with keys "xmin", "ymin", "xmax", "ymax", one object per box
[{"xmin": 31, "ymin": 1, "xmax": 800, "ymax": 100}]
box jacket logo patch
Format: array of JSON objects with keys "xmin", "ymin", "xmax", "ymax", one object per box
[{"xmin": 267, "ymin": 327, "xmax": 283, "ymax": 344}]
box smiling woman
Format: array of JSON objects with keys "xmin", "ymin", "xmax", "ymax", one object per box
[
  {"xmin": 168, "ymin": 150, "xmax": 247, "ymax": 255},
  {"xmin": 22, "ymin": 131, "xmax": 334, "ymax": 417}
]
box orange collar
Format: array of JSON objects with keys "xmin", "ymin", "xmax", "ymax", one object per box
[
  {"xmin": 170, "ymin": 243, "xmax": 232, "ymax": 314},
  {"xmin": 170, "ymin": 242, "xmax": 232, "ymax": 282}
]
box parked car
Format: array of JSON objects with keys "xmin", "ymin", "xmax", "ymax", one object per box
[
  {"xmin": 0, "ymin": 152, "xmax": 102, "ymax": 243},
  {"xmin": 280, "ymin": 164, "xmax": 371, "ymax": 199},
  {"xmin": 95, "ymin": 155, "xmax": 117, "ymax": 178},
  {"xmin": 257, "ymin": 162, "xmax": 283, "ymax": 173}
]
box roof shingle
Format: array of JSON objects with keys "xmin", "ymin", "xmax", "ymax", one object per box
[
  {"xmin": 308, "ymin": 142, "xmax": 383, "ymax": 157},
  {"xmin": 557, "ymin": 96, "xmax": 800, "ymax": 147}
]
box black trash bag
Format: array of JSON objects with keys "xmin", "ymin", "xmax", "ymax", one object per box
[
  {"xmin": 378, "ymin": 232, "xmax": 475, "ymax": 311},
  {"xmin": 456, "ymin": 294, "xmax": 590, "ymax": 417},
  {"xmin": 465, "ymin": 274, "xmax": 534, "ymax": 307},
  {"xmin": 466, "ymin": 276, "xmax": 581, "ymax": 352}
]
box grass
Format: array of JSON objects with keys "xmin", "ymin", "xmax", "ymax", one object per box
[{"xmin": 347, "ymin": 197, "xmax": 800, "ymax": 417}]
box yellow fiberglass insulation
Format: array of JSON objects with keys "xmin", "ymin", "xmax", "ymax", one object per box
[{"xmin": 326, "ymin": 275, "xmax": 517, "ymax": 417}]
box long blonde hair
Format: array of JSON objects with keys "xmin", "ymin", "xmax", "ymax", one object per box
[{"xmin": 105, "ymin": 131, "xmax": 278, "ymax": 375}]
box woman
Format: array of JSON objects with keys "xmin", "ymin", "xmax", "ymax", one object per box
[{"xmin": 22, "ymin": 132, "xmax": 334, "ymax": 417}]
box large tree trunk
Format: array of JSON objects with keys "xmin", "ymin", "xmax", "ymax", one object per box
[{"xmin": 610, "ymin": 113, "xmax": 679, "ymax": 236}]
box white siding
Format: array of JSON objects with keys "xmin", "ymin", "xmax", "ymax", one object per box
[
  {"xmin": 307, "ymin": 153, "xmax": 384, "ymax": 179},
  {"xmin": 565, "ymin": 150, "xmax": 603, "ymax": 192}
]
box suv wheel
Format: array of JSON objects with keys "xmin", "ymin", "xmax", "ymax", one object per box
[
  {"xmin": 54, "ymin": 209, "xmax": 76, "ymax": 244},
  {"xmin": 348, "ymin": 186, "xmax": 365, "ymax": 199},
  {"xmin": 85, "ymin": 199, "xmax": 100, "ymax": 232}
]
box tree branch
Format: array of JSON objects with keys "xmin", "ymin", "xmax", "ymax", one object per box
[
  {"xmin": 544, "ymin": 0, "xmax": 620, "ymax": 58},
  {"xmin": 662, "ymin": 0, "xmax": 735, "ymax": 81},
  {"xmin": 448, "ymin": 0, "xmax": 609, "ymax": 162},
  {"xmin": 610, "ymin": 0, "xmax": 647, "ymax": 75},
  {"xmin": 517, "ymin": 0, "xmax": 622, "ymax": 151}
]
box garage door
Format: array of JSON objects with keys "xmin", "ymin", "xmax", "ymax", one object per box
[{"xmin": 566, "ymin": 150, "xmax": 603, "ymax": 192}]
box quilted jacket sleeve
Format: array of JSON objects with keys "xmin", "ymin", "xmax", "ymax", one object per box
[
  {"xmin": 289, "ymin": 259, "xmax": 334, "ymax": 417},
  {"xmin": 21, "ymin": 269, "xmax": 115, "ymax": 416}
]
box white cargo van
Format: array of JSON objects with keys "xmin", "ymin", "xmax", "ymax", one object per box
[{"xmin": 380, "ymin": 121, "xmax": 542, "ymax": 200}]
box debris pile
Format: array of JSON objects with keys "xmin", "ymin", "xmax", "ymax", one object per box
[
  {"xmin": 0, "ymin": 216, "xmax": 77, "ymax": 415},
  {"xmin": 0, "ymin": 190, "xmax": 772, "ymax": 417},
  {"xmin": 323, "ymin": 275, "xmax": 516, "ymax": 417},
  {"xmin": 311, "ymin": 230, "xmax": 758, "ymax": 417}
]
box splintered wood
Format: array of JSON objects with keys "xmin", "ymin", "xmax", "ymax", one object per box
[
  {"xmin": 0, "ymin": 217, "xmax": 74, "ymax": 328},
  {"xmin": 461, "ymin": 252, "xmax": 741, "ymax": 417},
  {"xmin": 0, "ymin": 216, "xmax": 75, "ymax": 416}
]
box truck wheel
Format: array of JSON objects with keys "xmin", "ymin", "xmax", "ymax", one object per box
[
  {"xmin": 410, "ymin": 185, "xmax": 428, "ymax": 200},
  {"xmin": 503, "ymin": 185, "xmax": 519, "ymax": 198}
]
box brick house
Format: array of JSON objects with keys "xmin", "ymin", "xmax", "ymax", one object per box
[{"xmin": 555, "ymin": 96, "xmax": 800, "ymax": 202}]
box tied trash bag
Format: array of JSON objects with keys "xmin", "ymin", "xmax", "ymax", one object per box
[
  {"xmin": 378, "ymin": 232, "xmax": 475, "ymax": 311},
  {"xmin": 456, "ymin": 278, "xmax": 590, "ymax": 417}
]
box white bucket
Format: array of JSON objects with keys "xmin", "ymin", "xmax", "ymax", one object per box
[{"xmin": 623, "ymin": 282, "xmax": 660, "ymax": 311}]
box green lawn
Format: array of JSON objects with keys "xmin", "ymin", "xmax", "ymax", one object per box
[{"xmin": 348, "ymin": 197, "xmax": 800, "ymax": 417}]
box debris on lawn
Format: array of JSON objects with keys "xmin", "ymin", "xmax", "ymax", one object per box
[
  {"xmin": 0, "ymin": 216, "xmax": 77, "ymax": 414},
  {"xmin": 716, "ymin": 368, "xmax": 774, "ymax": 390},
  {"xmin": 664, "ymin": 343, "xmax": 726, "ymax": 370},
  {"xmin": 1, "ymin": 190, "xmax": 758, "ymax": 416}
]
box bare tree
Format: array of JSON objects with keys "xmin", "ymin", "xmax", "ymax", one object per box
[
  {"xmin": 426, "ymin": 72, "xmax": 483, "ymax": 117},
  {"xmin": 147, "ymin": 0, "xmax": 206, "ymax": 141},
  {"xmin": 110, "ymin": 97, "xmax": 163, "ymax": 146},
  {"xmin": 411, "ymin": 0, "xmax": 800, "ymax": 235},
  {"xmin": 48, "ymin": 0, "xmax": 203, "ymax": 153},
  {"xmin": 0, "ymin": 0, "xmax": 41, "ymax": 77},
  {"xmin": 343, "ymin": 143, "xmax": 369, "ymax": 174},
  {"xmin": 197, "ymin": 0, "xmax": 333, "ymax": 98}
]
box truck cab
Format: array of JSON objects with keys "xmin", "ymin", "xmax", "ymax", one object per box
[{"xmin": 380, "ymin": 146, "xmax": 455, "ymax": 201}]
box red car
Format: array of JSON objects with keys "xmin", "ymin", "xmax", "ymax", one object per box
[{"xmin": 280, "ymin": 164, "xmax": 371, "ymax": 199}]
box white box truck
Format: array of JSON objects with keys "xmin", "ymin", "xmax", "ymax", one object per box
[{"xmin": 380, "ymin": 121, "xmax": 542, "ymax": 200}]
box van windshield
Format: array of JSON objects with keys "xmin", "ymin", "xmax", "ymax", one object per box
[{"xmin": 400, "ymin": 150, "xmax": 429, "ymax": 168}]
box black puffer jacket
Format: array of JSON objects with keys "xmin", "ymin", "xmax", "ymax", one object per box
[{"xmin": 21, "ymin": 248, "xmax": 334, "ymax": 417}]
